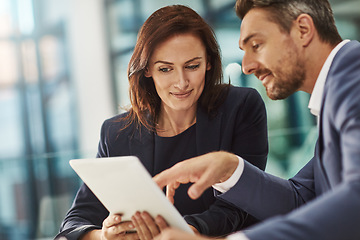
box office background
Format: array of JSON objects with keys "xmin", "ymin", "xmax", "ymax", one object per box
[{"xmin": 0, "ymin": 0, "xmax": 359, "ymax": 239}]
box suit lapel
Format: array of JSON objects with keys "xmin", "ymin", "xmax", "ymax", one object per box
[{"xmin": 317, "ymin": 63, "xmax": 333, "ymax": 189}]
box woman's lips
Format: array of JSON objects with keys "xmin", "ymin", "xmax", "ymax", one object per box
[{"xmin": 171, "ymin": 90, "xmax": 193, "ymax": 99}]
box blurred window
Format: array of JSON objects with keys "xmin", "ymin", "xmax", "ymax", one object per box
[{"xmin": 0, "ymin": 0, "xmax": 78, "ymax": 239}]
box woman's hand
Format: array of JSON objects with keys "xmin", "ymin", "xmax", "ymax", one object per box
[
  {"xmin": 81, "ymin": 214, "xmax": 139, "ymax": 240},
  {"xmin": 131, "ymin": 211, "xmax": 169, "ymax": 240},
  {"xmin": 100, "ymin": 214, "xmax": 138, "ymax": 240}
]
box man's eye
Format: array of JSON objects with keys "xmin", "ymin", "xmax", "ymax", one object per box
[
  {"xmin": 186, "ymin": 64, "xmax": 200, "ymax": 70},
  {"xmin": 252, "ymin": 43, "xmax": 260, "ymax": 50}
]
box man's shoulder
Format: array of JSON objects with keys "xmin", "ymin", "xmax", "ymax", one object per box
[
  {"xmin": 330, "ymin": 40, "xmax": 360, "ymax": 74},
  {"xmin": 324, "ymin": 41, "xmax": 360, "ymax": 122},
  {"xmin": 326, "ymin": 41, "xmax": 360, "ymax": 89}
]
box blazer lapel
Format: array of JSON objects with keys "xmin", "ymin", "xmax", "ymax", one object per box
[
  {"xmin": 196, "ymin": 106, "xmax": 222, "ymax": 156},
  {"xmin": 128, "ymin": 126, "xmax": 155, "ymax": 175},
  {"xmin": 127, "ymin": 107, "xmax": 223, "ymax": 173}
]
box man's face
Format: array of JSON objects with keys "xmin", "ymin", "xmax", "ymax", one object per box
[{"xmin": 239, "ymin": 8, "xmax": 306, "ymax": 100}]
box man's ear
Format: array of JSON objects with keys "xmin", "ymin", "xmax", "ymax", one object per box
[
  {"xmin": 294, "ymin": 13, "xmax": 315, "ymax": 47},
  {"xmin": 144, "ymin": 67, "xmax": 151, "ymax": 78}
]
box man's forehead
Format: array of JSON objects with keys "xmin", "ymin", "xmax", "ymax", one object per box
[
  {"xmin": 240, "ymin": 10, "xmax": 262, "ymax": 38},
  {"xmin": 241, "ymin": 9, "xmax": 269, "ymax": 30},
  {"xmin": 239, "ymin": 8, "xmax": 282, "ymax": 46},
  {"xmin": 239, "ymin": 15, "xmax": 265, "ymax": 48}
]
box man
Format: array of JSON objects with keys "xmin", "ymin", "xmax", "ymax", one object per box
[{"xmin": 153, "ymin": 0, "xmax": 360, "ymax": 239}]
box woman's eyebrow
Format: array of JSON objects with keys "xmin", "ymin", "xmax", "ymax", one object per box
[
  {"xmin": 185, "ymin": 57, "xmax": 202, "ymax": 64},
  {"xmin": 154, "ymin": 60, "xmax": 173, "ymax": 65},
  {"xmin": 154, "ymin": 57, "xmax": 202, "ymax": 65}
]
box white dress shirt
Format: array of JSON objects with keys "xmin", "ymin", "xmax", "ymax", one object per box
[
  {"xmin": 308, "ymin": 40, "xmax": 350, "ymax": 117},
  {"xmin": 213, "ymin": 40, "xmax": 350, "ymax": 240},
  {"xmin": 212, "ymin": 156, "xmax": 244, "ymax": 193}
]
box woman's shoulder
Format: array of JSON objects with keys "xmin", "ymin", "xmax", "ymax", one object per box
[
  {"xmin": 98, "ymin": 111, "xmax": 145, "ymax": 145},
  {"xmin": 225, "ymin": 85, "xmax": 263, "ymax": 106},
  {"xmin": 227, "ymin": 85, "xmax": 259, "ymax": 96},
  {"xmin": 219, "ymin": 86, "xmax": 266, "ymax": 125},
  {"xmin": 101, "ymin": 111, "xmax": 133, "ymax": 132},
  {"xmin": 103, "ymin": 111, "xmax": 130, "ymax": 123}
]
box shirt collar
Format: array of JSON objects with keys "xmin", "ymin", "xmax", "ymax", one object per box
[{"xmin": 308, "ymin": 40, "xmax": 350, "ymax": 116}]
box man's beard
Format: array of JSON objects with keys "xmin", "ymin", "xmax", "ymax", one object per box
[
  {"xmin": 261, "ymin": 49, "xmax": 306, "ymax": 100},
  {"xmin": 266, "ymin": 64, "xmax": 305, "ymax": 100}
]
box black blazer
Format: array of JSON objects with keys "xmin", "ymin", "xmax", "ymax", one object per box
[{"xmin": 56, "ymin": 86, "xmax": 268, "ymax": 239}]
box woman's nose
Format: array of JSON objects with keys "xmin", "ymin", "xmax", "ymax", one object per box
[{"xmin": 174, "ymin": 70, "xmax": 189, "ymax": 90}]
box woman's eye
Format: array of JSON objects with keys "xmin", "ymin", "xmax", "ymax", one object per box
[
  {"xmin": 186, "ymin": 64, "xmax": 200, "ymax": 70},
  {"xmin": 159, "ymin": 67, "xmax": 171, "ymax": 73}
]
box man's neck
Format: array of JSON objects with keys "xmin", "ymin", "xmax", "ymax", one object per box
[{"xmin": 301, "ymin": 41, "xmax": 337, "ymax": 94}]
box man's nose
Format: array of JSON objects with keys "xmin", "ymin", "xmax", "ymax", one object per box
[{"xmin": 242, "ymin": 53, "xmax": 258, "ymax": 75}]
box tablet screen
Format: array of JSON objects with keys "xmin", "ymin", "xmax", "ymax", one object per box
[{"xmin": 70, "ymin": 156, "xmax": 193, "ymax": 233}]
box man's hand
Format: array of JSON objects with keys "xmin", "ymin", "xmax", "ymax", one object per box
[{"xmin": 153, "ymin": 151, "xmax": 239, "ymax": 200}]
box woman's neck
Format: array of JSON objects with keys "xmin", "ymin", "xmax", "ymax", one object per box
[{"xmin": 156, "ymin": 105, "xmax": 197, "ymax": 137}]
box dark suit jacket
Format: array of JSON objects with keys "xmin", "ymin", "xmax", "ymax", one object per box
[
  {"xmin": 56, "ymin": 86, "xmax": 268, "ymax": 239},
  {"xmin": 219, "ymin": 41, "xmax": 360, "ymax": 239}
]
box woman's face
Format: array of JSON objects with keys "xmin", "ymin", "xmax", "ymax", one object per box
[{"xmin": 145, "ymin": 33, "xmax": 210, "ymax": 114}]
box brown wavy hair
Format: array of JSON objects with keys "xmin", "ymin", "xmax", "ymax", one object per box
[{"xmin": 124, "ymin": 5, "xmax": 229, "ymax": 131}]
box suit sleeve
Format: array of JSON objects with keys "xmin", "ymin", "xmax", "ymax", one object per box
[
  {"xmin": 185, "ymin": 88, "xmax": 268, "ymax": 236},
  {"xmin": 55, "ymin": 121, "xmax": 111, "ymax": 240},
  {"xmin": 218, "ymin": 159, "xmax": 316, "ymax": 221},
  {"xmin": 242, "ymin": 180, "xmax": 360, "ymax": 240},
  {"xmin": 184, "ymin": 199, "xmax": 253, "ymax": 236}
]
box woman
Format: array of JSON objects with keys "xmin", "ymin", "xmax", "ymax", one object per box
[{"xmin": 55, "ymin": 5, "xmax": 268, "ymax": 240}]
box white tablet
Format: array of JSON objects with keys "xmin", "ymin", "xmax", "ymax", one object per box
[{"xmin": 69, "ymin": 156, "xmax": 193, "ymax": 233}]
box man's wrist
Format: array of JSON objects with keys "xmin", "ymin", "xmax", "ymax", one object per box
[
  {"xmin": 226, "ymin": 232, "xmax": 250, "ymax": 240},
  {"xmin": 212, "ymin": 156, "xmax": 244, "ymax": 193}
]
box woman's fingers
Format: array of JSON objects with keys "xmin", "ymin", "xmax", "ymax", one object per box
[
  {"xmin": 141, "ymin": 211, "xmax": 161, "ymax": 237},
  {"xmin": 154, "ymin": 215, "xmax": 169, "ymax": 231},
  {"xmin": 103, "ymin": 214, "xmax": 123, "ymax": 228},
  {"xmin": 102, "ymin": 214, "xmax": 138, "ymax": 239},
  {"xmin": 132, "ymin": 211, "xmax": 167, "ymax": 240}
]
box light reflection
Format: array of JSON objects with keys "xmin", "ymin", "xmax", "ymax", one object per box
[{"xmin": 225, "ymin": 62, "xmax": 242, "ymax": 84}]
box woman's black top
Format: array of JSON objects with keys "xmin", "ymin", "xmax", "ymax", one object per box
[{"xmin": 154, "ymin": 124, "xmax": 216, "ymax": 216}]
